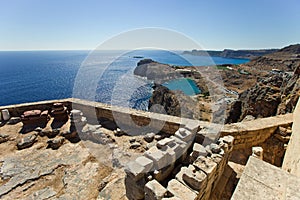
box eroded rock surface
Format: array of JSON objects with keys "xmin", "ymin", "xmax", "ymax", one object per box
[{"xmin": 0, "ymin": 143, "xmax": 112, "ymax": 199}]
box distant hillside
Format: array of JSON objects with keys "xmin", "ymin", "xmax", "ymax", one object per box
[
  {"xmin": 183, "ymin": 48, "xmax": 278, "ymax": 59},
  {"xmin": 246, "ymin": 44, "xmax": 300, "ymax": 71},
  {"xmin": 226, "ymin": 44, "xmax": 300, "ymax": 123}
]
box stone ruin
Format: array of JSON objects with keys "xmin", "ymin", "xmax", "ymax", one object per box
[
  {"xmin": 125, "ymin": 122, "xmax": 234, "ymax": 200},
  {"xmin": 21, "ymin": 109, "xmax": 49, "ymax": 126},
  {"xmin": 50, "ymin": 102, "xmax": 68, "ymax": 121},
  {"xmin": 2, "ymin": 98, "xmax": 298, "ymax": 199}
]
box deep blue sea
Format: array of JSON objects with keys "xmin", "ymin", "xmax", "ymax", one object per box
[{"xmin": 0, "ymin": 50, "xmax": 249, "ymax": 110}]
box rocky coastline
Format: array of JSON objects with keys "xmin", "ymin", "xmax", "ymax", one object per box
[{"xmin": 135, "ymin": 44, "xmax": 300, "ymax": 124}]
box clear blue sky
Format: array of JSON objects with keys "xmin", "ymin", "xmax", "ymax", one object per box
[{"xmin": 0, "ymin": 0, "xmax": 299, "ymax": 50}]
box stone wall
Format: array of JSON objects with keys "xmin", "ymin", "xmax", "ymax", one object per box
[
  {"xmin": 125, "ymin": 125, "xmax": 234, "ymax": 200},
  {"xmin": 282, "ymin": 99, "xmax": 300, "ymax": 177},
  {"xmin": 0, "ymin": 99, "xmax": 72, "ymax": 117},
  {"xmin": 220, "ymin": 114, "xmax": 293, "ymax": 150},
  {"xmin": 1, "ymin": 98, "xmax": 296, "ymax": 199},
  {"xmin": 0, "ymin": 98, "xmax": 211, "ymax": 136}
]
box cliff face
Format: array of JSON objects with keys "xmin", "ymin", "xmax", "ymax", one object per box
[
  {"xmin": 226, "ymin": 44, "xmax": 300, "ymax": 123},
  {"xmin": 148, "ymin": 84, "xmax": 197, "ymax": 119}
]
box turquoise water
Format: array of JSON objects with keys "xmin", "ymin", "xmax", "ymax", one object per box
[
  {"xmin": 163, "ymin": 78, "xmax": 201, "ymax": 96},
  {"xmin": 0, "ymin": 50, "xmax": 249, "ymax": 109}
]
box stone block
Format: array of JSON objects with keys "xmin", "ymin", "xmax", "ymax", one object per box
[
  {"xmin": 152, "ymin": 164, "xmax": 175, "ymax": 182},
  {"xmin": 145, "ymin": 146, "xmax": 169, "ymax": 170},
  {"xmin": 210, "ymin": 143, "xmax": 221, "ymax": 153},
  {"xmin": 252, "ymin": 146, "xmax": 263, "ymax": 160},
  {"xmin": 211, "ymin": 154, "xmax": 223, "ymax": 165},
  {"xmin": 145, "ymin": 179, "xmax": 167, "ymax": 200},
  {"xmin": 157, "ymin": 138, "xmax": 175, "ymax": 150},
  {"xmin": 220, "ymin": 135, "xmax": 234, "ymax": 151},
  {"xmin": 174, "ymin": 128, "xmax": 195, "ymax": 143},
  {"xmin": 175, "ymin": 166, "xmax": 188, "ymax": 185},
  {"xmin": 184, "ymin": 120, "xmax": 200, "ymax": 134},
  {"xmin": 136, "ymin": 156, "xmax": 154, "ymax": 173},
  {"xmin": 169, "ymin": 136, "xmax": 188, "ymax": 160},
  {"xmin": 167, "ymin": 179, "xmax": 197, "ymax": 200},
  {"xmin": 144, "ymin": 132, "xmax": 155, "ymax": 143},
  {"xmin": 182, "ymin": 166, "xmax": 207, "ymax": 191},
  {"xmin": 176, "ymin": 164, "xmax": 207, "ymax": 192},
  {"xmin": 125, "ymin": 160, "xmax": 146, "ymax": 180},
  {"xmin": 125, "ymin": 174, "xmax": 146, "ymax": 200},
  {"xmin": 192, "ymin": 143, "xmax": 207, "ymax": 158},
  {"xmin": 166, "ymin": 148, "xmax": 176, "ymax": 164},
  {"xmin": 193, "ymin": 156, "xmax": 217, "ymax": 180}
]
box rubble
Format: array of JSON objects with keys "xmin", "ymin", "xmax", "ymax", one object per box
[
  {"xmin": 17, "ymin": 133, "xmax": 38, "ymax": 150},
  {"xmin": 47, "ymin": 136, "xmax": 65, "ymax": 149}
]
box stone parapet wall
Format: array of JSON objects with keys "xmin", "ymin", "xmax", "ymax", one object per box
[
  {"xmin": 1, "ymin": 98, "xmax": 210, "ymax": 135},
  {"xmin": 220, "ymin": 114, "xmax": 293, "ymax": 150},
  {"xmin": 0, "ymin": 99, "xmax": 72, "ymax": 117},
  {"xmin": 1, "ymin": 99, "xmax": 294, "ymax": 146}
]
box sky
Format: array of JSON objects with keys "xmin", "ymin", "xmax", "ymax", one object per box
[{"xmin": 0, "ymin": 0, "xmax": 299, "ymax": 50}]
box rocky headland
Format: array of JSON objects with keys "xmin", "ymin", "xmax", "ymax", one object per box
[{"xmin": 134, "ymin": 44, "xmax": 300, "ymax": 124}]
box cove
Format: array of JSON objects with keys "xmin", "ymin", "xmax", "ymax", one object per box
[{"xmin": 162, "ymin": 78, "xmax": 201, "ymax": 96}]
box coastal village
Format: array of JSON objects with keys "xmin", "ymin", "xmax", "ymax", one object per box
[{"xmin": 0, "ymin": 44, "xmax": 300, "ymax": 199}]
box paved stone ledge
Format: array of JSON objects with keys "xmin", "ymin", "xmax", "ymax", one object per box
[
  {"xmin": 283, "ymin": 99, "xmax": 300, "ymax": 176},
  {"xmin": 232, "ymin": 156, "xmax": 300, "ymax": 200}
]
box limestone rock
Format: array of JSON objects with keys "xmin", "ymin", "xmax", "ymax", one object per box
[
  {"xmin": 17, "ymin": 133, "xmax": 38, "ymax": 150},
  {"xmin": 0, "ymin": 133, "xmax": 9, "ymax": 143},
  {"xmin": 47, "ymin": 137, "xmax": 65, "ymax": 150},
  {"xmin": 114, "ymin": 128, "xmax": 126, "ymax": 136},
  {"xmin": 167, "ymin": 179, "xmax": 197, "ymax": 200},
  {"xmin": 144, "ymin": 132, "xmax": 155, "ymax": 143},
  {"xmin": 210, "ymin": 143, "xmax": 221, "ymax": 154},
  {"xmin": 7, "ymin": 117, "xmax": 21, "ymax": 125},
  {"xmin": 227, "ymin": 45, "xmax": 300, "ymax": 123},
  {"xmin": 190, "ymin": 143, "xmax": 207, "ymax": 161},
  {"xmin": 26, "ymin": 187, "xmax": 57, "ymax": 199},
  {"xmin": 61, "ymin": 130, "xmax": 78, "ymax": 140},
  {"xmin": 182, "ymin": 165, "xmax": 207, "ymax": 191},
  {"xmin": 145, "ymin": 179, "xmax": 167, "ymax": 200},
  {"xmin": 130, "ymin": 142, "xmax": 141, "ymax": 149},
  {"xmin": 193, "ymin": 156, "xmax": 217, "ymax": 179}
]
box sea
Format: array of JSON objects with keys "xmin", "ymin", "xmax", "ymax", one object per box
[{"xmin": 0, "ymin": 50, "xmax": 249, "ymax": 110}]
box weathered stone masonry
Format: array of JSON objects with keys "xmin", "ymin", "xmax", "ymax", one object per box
[{"xmin": 0, "ymin": 98, "xmax": 294, "ymax": 200}]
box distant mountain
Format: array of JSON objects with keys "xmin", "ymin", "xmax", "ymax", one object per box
[{"xmin": 183, "ymin": 48, "xmax": 278, "ymax": 59}]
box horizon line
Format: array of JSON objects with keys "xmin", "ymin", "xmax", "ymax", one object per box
[{"xmin": 0, "ymin": 46, "xmax": 284, "ymax": 52}]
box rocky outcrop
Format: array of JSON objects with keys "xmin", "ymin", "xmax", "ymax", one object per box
[
  {"xmin": 149, "ymin": 84, "xmax": 181, "ymax": 117},
  {"xmin": 226, "ymin": 44, "xmax": 300, "ymax": 123},
  {"xmin": 134, "ymin": 59, "xmax": 180, "ymax": 83},
  {"xmin": 226, "ymin": 74, "xmax": 284, "ymax": 122},
  {"xmin": 148, "ymin": 84, "xmax": 199, "ymax": 119}
]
